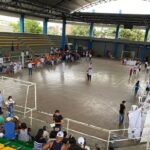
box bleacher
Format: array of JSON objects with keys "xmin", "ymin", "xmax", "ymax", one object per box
[
  {"xmin": 18, "ymin": 34, "xmax": 54, "ymax": 52},
  {"xmin": 48, "ymin": 35, "xmax": 61, "ymax": 48},
  {"xmin": 0, "ymin": 138, "xmax": 33, "ymax": 150},
  {"xmin": 0, "ymin": 32, "xmax": 62, "ymax": 55}
]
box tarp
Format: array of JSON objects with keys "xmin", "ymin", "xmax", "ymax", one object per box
[
  {"xmin": 140, "ymin": 93, "xmax": 150, "ymax": 142},
  {"xmin": 128, "ymin": 108, "xmax": 142, "ymax": 139}
]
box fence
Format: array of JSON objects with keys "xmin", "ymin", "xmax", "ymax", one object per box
[{"xmin": 13, "ymin": 109, "xmax": 150, "ymax": 150}]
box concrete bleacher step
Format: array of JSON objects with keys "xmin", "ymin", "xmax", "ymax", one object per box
[
  {"xmin": 112, "ymin": 138, "xmax": 147, "ymax": 150},
  {"xmin": 115, "ymin": 143, "xmax": 146, "ymax": 150}
]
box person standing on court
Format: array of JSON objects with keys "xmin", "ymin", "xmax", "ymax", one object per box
[
  {"xmin": 0, "ymin": 91, "xmax": 4, "ymax": 114},
  {"xmin": 134, "ymin": 80, "xmax": 140, "ymax": 97},
  {"xmin": 87, "ymin": 68, "xmax": 93, "ymax": 82},
  {"xmin": 53, "ymin": 110, "xmax": 64, "ymax": 131},
  {"xmin": 119, "ymin": 100, "xmax": 126, "ymax": 126},
  {"xmin": 28, "ymin": 61, "xmax": 33, "ymax": 76}
]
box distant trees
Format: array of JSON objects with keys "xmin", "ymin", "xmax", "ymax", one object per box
[
  {"xmin": 10, "ymin": 20, "xmax": 145, "ymax": 41},
  {"xmin": 10, "ymin": 19, "xmax": 42, "ymax": 33},
  {"xmin": 69, "ymin": 24, "xmax": 144, "ymax": 41},
  {"xmin": 69, "ymin": 25, "xmax": 100, "ymax": 37},
  {"xmin": 119, "ymin": 29, "xmax": 144, "ymax": 41}
]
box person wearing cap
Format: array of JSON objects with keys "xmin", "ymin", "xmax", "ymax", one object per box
[
  {"xmin": 66, "ymin": 136, "xmax": 83, "ymax": 150},
  {"xmin": 48, "ymin": 131, "xmax": 66, "ymax": 150},
  {"xmin": 53, "ymin": 110, "xmax": 64, "ymax": 131},
  {"xmin": 4, "ymin": 117, "xmax": 16, "ymax": 139},
  {"xmin": 13, "ymin": 116, "xmax": 20, "ymax": 131},
  {"xmin": 119, "ymin": 100, "xmax": 126, "ymax": 126},
  {"xmin": 77, "ymin": 137, "xmax": 90, "ymax": 150}
]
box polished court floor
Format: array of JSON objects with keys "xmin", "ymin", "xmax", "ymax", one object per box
[{"xmin": 13, "ymin": 58, "xmax": 147, "ymax": 130}]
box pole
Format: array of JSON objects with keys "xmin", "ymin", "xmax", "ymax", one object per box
[
  {"xmin": 113, "ymin": 24, "xmax": 120, "ymax": 58},
  {"xmin": 107, "ymin": 130, "xmax": 111, "ymax": 150},
  {"xmin": 141, "ymin": 27, "xmax": 149, "ymax": 61},
  {"xmin": 24, "ymin": 86, "xmax": 29, "ymax": 117},
  {"xmin": 20, "ymin": 14, "xmax": 24, "ymax": 33},
  {"xmin": 61, "ymin": 19, "xmax": 66, "ymax": 50},
  {"xmin": 34, "ymin": 83, "xmax": 37, "ymax": 110},
  {"xmin": 67, "ymin": 119, "xmax": 70, "ymax": 134},
  {"xmin": 43, "ymin": 18, "xmax": 48, "ymax": 34},
  {"xmin": 88, "ymin": 22, "xmax": 94, "ymax": 50}
]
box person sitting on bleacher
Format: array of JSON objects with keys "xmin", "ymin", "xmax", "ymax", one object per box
[
  {"xmin": 3, "ymin": 117, "xmax": 16, "ymax": 140},
  {"xmin": 42, "ymin": 126, "xmax": 49, "ymax": 142},
  {"xmin": 18, "ymin": 122, "xmax": 30, "ymax": 142},
  {"xmin": 77, "ymin": 137, "xmax": 90, "ymax": 150},
  {"xmin": 34, "ymin": 128, "xmax": 50, "ymax": 150},
  {"xmin": 13, "ymin": 116, "xmax": 20, "ymax": 131},
  {"xmin": 48, "ymin": 131, "xmax": 66, "ymax": 150},
  {"xmin": 0, "ymin": 113, "xmax": 4, "ymax": 133},
  {"xmin": 67, "ymin": 136, "xmax": 83, "ymax": 150}
]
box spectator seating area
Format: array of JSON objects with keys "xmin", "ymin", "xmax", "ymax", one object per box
[
  {"xmin": 0, "ymin": 32, "xmax": 62, "ymax": 56},
  {"xmin": 0, "ymin": 138, "xmax": 33, "ymax": 150}
]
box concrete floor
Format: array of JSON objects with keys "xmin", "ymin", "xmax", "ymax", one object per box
[
  {"xmin": 9, "ymin": 58, "xmax": 147, "ymax": 130},
  {"xmin": 2, "ymin": 58, "xmax": 149, "ymax": 149}
]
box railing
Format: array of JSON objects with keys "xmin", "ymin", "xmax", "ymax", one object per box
[{"xmin": 13, "ymin": 109, "xmax": 150, "ymax": 150}]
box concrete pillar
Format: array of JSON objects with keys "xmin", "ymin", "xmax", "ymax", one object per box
[
  {"xmin": 43, "ymin": 18, "xmax": 48, "ymax": 34},
  {"xmin": 61, "ymin": 19, "xmax": 66, "ymax": 50},
  {"xmin": 113, "ymin": 24, "xmax": 120, "ymax": 58},
  {"xmin": 88, "ymin": 22, "xmax": 94, "ymax": 49},
  {"xmin": 73, "ymin": 39, "xmax": 77, "ymax": 50},
  {"xmin": 20, "ymin": 14, "xmax": 24, "ymax": 33},
  {"xmin": 141, "ymin": 27, "xmax": 149, "ymax": 61}
]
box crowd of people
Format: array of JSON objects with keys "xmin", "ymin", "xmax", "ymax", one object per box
[
  {"xmin": 0, "ymin": 62, "xmax": 22, "ymax": 75},
  {"xmin": 0, "ymin": 110, "xmax": 100, "ymax": 150},
  {"xmin": 119, "ymin": 59, "xmax": 150, "ymax": 127},
  {"xmin": 0, "ymin": 91, "xmax": 100, "ymax": 150}
]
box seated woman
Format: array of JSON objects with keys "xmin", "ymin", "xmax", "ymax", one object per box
[
  {"xmin": 18, "ymin": 123, "xmax": 30, "ymax": 142},
  {"xmin": 34, "ymin": 129, "xmax": 50, "ymax": 150},
  {"xmin": 4, "ymin": 117, "xmax": 16, "ymax": 140}
]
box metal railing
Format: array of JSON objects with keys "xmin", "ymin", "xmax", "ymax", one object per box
[{"xmin": 13, "ymin": 108, "xmax": 150, "ymax": 150}]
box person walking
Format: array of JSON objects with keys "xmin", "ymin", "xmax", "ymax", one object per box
[
  {"xmin": 134, "ymin": 80, "xmax": 140, "ymax": 97},
  {"xmin": 28, "ymin": 61, "xmax": 33, "ymax": 76},
  {"xmin": 119, "ymin": 101, "xmax": 126, "ymax": 126},
  {"xmin": 146, "ymin": 81, "xmax": 150, "ymax": 95},
  {"xmin": 129, "ymin": 68, "xmax": 133, "ymax": 80}
]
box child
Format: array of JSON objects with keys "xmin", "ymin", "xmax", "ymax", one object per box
[
  {"xmin": 5, "ymin": 96, "xmax": 15, "ymax": 117},
  {"xmin": 87, "ymin": 68, "xmax": 93, "ymax": 82}
]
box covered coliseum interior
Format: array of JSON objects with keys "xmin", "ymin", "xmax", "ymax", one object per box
[{"xmin": 0, "ymin": 0, "xmax": 149, "ymax": 150}]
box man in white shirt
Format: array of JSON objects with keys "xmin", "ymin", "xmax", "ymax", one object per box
[{"xmin": 28, "ymin": 61, "xmax": 33, "ymax": 75}]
